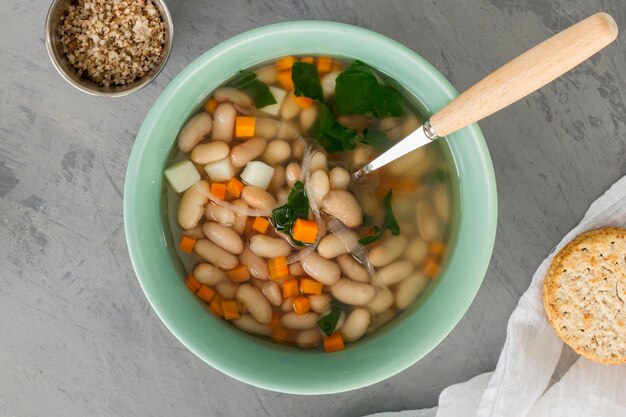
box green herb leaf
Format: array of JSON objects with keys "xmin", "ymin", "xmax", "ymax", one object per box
[
  {"xmin": 359, "ymin": 129, "xmax": 394, "ymax": 152},
  {"xmin": 291, "ymin": 62, "xmax": 324, "ymax": 102},
  {"xmin": 230, "ymin": 71, "xmax": 277, "ymax": 108},
  {"xmin": 317, "ymin": 307, "xmax": 342, "ymax": 336},
  {"xmin": 309, "ymin": 104, "xmax": 359, "ymax": 152},
  {"xmin": 334, "ymin": 61, "xmax": 404, "ymax": 118},
  {"xmin": 358, "ymin": 190, "xmax": 400, "ymax": 245},
  {"xmin": 271, "ymin": 181, "xmax": 309, "ymax": 245}
]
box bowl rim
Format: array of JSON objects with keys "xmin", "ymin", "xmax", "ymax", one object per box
[
  {"xmin": 44, "ymin": 0, "xmax": 174, "ymax": 97},
  {"xmin": 124, "ymin": 20, "xmax": 497, "ymax": 394}
]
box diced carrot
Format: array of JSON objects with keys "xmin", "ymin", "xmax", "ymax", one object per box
[
  {"xmin": 323, "ymin": 332, "xmax": 345, "ymax": 352},
  {"xmin": 430, "ymin": 241, "xmax": 446, "ymax": 257},
  {"xmin": 329, "ymin": 62, "xmax": 342, "ymax": 72},
  {"xmin": 252, "ymin": 217, "xmax": 270, "ymax": 234},
  {"xmin": 277, "ymin": 69, "xmax": 294, "ymax": 91},
  {"xmin": 291, "ymin": 218, "xmax": 318, "ymax": 244},
  {"xmin": 269, "ymin": 256, "xmax": 290, "ymax": 280},
  {"xmin": 185, "ymin": 274, "xmax": 202, "ymax": 293},
  {"xmin": 209, "ymin": 294, "xmax": 224, "ymax": 317},
  {"xmin": 268, "ymin": 313, "xmax": 282, "ymax": 330},
  {"xmin": 299, "ymin": 277, "xmax": 323, "ymax": 295},
  {"xmin": 235, "ymin": 116, "xmax": 256, "ymax": 138},
  {"xmin": 317, "ymin": 56, "xmax": 332, "ymax": 73},
  {"xmin": 423, "ymin": 257, "xmax": 440, "ymax": 278},
  {"xmin": 292, "ymin": 296, "xmax": 311, "ymax": 315},
  {"xmin": 272, "ymin": 327, "xmax": 288, "ymax": 343},
  {"xmin": 204, "ymin": 98, "xmax": 219, "ymax": 114},
  {"xmin": 225, "ymin": 265, "xmax": 250, "ymax": 283},
  {"xmin": 210, "ymin": 182, "xmax": 227, "ymax": 200},
  {"xmin": 226, "ymin": 177, "xmax": 244, "ymax": 198},
  {"xmin": 196, "ymin": 285, "xmax": 216, "ymax": 303},
  {"xmin": 282, "ymin": 278, "xmax": 299, "ymax": 299},
  {"xmin": 292, "ymin": 95, "xmax": 314, "ymax": 108},
  {"xmin": 179, "ymin": 236, "xmax": 197, "ymax": 254},
  {"xmin": 300, "ymin": 56, "xmax": 314, "ymax": 64},
  {"xmin": 221, "ymin": 299, "xmax": 241, "ymax": 320},
  {"xmin": 387, "ymin": 178, "xmax": 419, "ymax": 191},
  {"xmin": 276, "ymin": 56, "xmax": 296, "ymax": 71}
]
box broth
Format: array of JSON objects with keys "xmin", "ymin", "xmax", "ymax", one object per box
[{"xmin": 164, "ymin": 56, "xmax": 453, "ymax": 351}]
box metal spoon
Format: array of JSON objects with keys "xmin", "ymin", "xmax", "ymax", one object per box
[{"xmin": 352, "ymin": 12, "xmax": 617, "ymax": 183}]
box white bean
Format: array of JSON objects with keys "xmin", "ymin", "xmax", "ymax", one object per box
[
  {"xmin": 378, "ymin": 117, "xmax": 401, "ymax": 132},
  {"xmin": 329, "ymin": 167, "xmax": 351, "ymax": 190},
  {"xmin": 296, "ymin": 328, "xmax": 322, "ymax": 348},
  {"xmin": 249, "ymin": 235, "xmax": 292, "ymax": 258},
  {"xmin": 292, "ymin": 140, "xmax": 305, "ymax": 159},
  {"xmin": 377, "ymin": 260, "xmax": 414, "ymax": 285},
  {"xmin": 310, "ymin": 152, "xmax": 327, "ymax": 171},
  {"xmin": 202, "ymin": 222, "xmax": 244, "ymax": 255},
  {"xmin": 240, "ymin": 247, "xmax": 270, "ymax": 280},
  {"xmin": 230, "ymin": 138, "xmax": 267, "ymax": 168},
  {"xmin": 369, "ymin": 235, "xmax": 408, "ymax": 267},
  {"xmin": 337, "ymin": 114, "xmax": 368, "ymax": 133},
  {"xmin": 255, "ymin": 117, "xmax": 278, "ymax": 139},
  {"xmin": 230, "ymin": 199, "xmax": 248, "ymax": 235},
  {"xmin": 233, "ymin": 315, "xmax": 272, "ymax": 336},
  {"xmin": 194, "ymin": 239, "xmax": 239, "ymax": 270},
  {"xmin": 300, "ymin": 106, "xmax": 318, "ymax": 130},
  {"xmin": 309, "ymin": 294, "xmax": 331, "ymax": 313},
  {"xmin": 276, "ymin": 188, "xmax": 289, "ymax": 205},
  {"xmin": 367, "ymin": 288, "xmax": 394, "ymax": 314},
  {"xmin": 190, "ymin": 141, "xmax": 230, "ymax": 165},
  {"xmin": 337, "ymin": 254, "xmax": 370, "ymax": 283},
  {"xmin": 193, "ymin": 263, "xmax": 225, "ymax": 286},
  {"xmin": 301, "ymin": 252, "xmax": 341, "ymax": 285},
  {"xmin": 255, "ymin": 65, "xmax": 277, "ymax": 84},
  {"xmin": 268, "ymin": 165, "xmax": 286, "ymax": 193},
  {"xmin": 212, "ymin": 102, "xmax": 236, "ymax": 142},
  {"xmin": 263, "ymin": 140, "xmax": 291, "ymax": 165},
  {"xmin": 417, "ymin": 201, "xmax": 442, "ymax": 241},
  {"xmin": 277, "ymin": 120, "xmax": 301, "ymax": 140},
  {"xmin": 388, "ymin": 147, "xmax": 427, "ymax": 175},
  {"xmin": 215, "ymin": 279, "xmax": 237, "ymax": 299},
  {"xmin": 261, "ymin": 281, "xmax": 283, "ymax": 306},
  {"xmin": 241, "ymin": 186, "xmax": 277, "ymax": 210},
  {"xmin": 281, "ymin": 93, "xmax": 301, "ymax": 120},
  {"xmin": 182, "ymin": 225, "xmax": 205, "ymax": 240},
  {"xmin": 236, "ymin": 284, "xmax": 272, "ymax": 324},
  {"xmin": 321, "ymin": 71, "xmax": 340, "ymax": 99},
  {"xmin": 310, "ymin": 170, "xmax": 330, "ymax": 206},
  {"xmin": 433, "ymin": 184, "xmax": 451, "ymax": 223},
  {"xmin": 330, "ymin": 278, "xmax": 376, "ymax": 305},
  {"xmin": 352, "ymin": 144, "xmax": 375, "ymax": 167},
  {"xmin": 205, "ymin": 202, "xmax": 236, "ymax": 227},
  {"xmin": 340, "ymin": 308, "xmax": 370, "ymax": 342},
  {"xmin": 317, "ymin": 233, "xmax": 351, "ymax": 259},
  {"xmin": 281, "ymin": 297, "xmax": 293, "ymax": 312},
  {"xmin": 321, "ymin": 190, "xmax": 363, "ymax": 228},
  {"xmin": 177, "ymin": 180, "xmax": 209, "ymax": 229},
  {"xmin": 281, "ymin": 312, "xmax": 320, "ymax": 329},
  {"xmin": 214, "ymin": 87, "xmax": 254, "ymax": 108},
  {"xmin": 177, "ymin": 112, "xmax": 212, "ymax": 152},
  {"xmin": 285, "ymin": 162, "xmax": 301, "ymax": 187},
  {"xmin": 289, "ymin": 261, "xmax": 305, "ymax": 277},
  {"xmin": 405, "ymin": 237, "xmax": 428, "ymax": 265},
  {"xmin": 395, "ymin": 272, "xmax": 429, "ymax": 309}
]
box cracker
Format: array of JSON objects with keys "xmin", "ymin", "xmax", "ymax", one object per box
[{"xmin": 543, "ymin": 227, "xmax": 626, "ymax": 364}]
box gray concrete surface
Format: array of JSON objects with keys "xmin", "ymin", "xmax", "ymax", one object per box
[{"xmin": 1, "ymin": 0, "xmax": 625, "ymax": 416}]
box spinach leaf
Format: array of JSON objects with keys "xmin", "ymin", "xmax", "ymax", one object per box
[
  {"xmin": 271, "ymin": 181, "xmax": 309, "ymax": 245},
  {"xmin": 334, "ymin": 61, "xmax": 404, "ymax": 118},
  {"xmin": 358, "ymin": 129, "xmax": 394, "ymax": 152},
  {"xmin": 309, "ymin": 104, "xmax": 359, "ymax": 152},
  {"xmin": 358, "ymin": 189, "xmax": 400, "ymax": 245},
  {"xmin": 291, "ymin": 62, "xmax": 324, "ymax": 102},
  {"xmin": 230, "ymin": 71, "xmax": 277, "ymax": 108},
  {"xmin": 317, "ymin": 307, "xmax": 342, "ymax": 336}
]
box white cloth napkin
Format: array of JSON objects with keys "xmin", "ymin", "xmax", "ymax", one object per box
[{"xmin": 368, "ymin": 175, "xmax": 626, "ymax": 417}]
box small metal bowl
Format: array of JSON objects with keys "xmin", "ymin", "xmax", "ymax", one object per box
[{"xmin": 45, "ymin": 0, "xmax": 173, "ymax": 97}]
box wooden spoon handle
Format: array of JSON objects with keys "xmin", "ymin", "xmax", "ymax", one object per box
[{"xmin": 429, "ymin": 12, "xmax": 618, "ymax": 137}]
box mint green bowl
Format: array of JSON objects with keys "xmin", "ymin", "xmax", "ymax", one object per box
[{"xmin": 124, "ymin": 21, "xmax": 497, "ymax": 394}]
